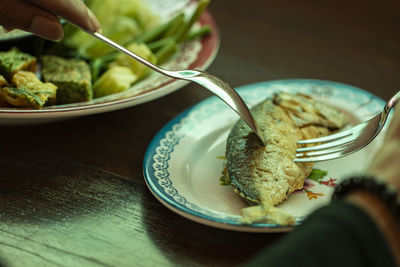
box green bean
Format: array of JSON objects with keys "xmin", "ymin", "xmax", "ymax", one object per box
[
  {"xmin": 99, "ymin": 51, "xmax": 119, "ymax": 63},
  {"xmin": 135, "ymin": 13, "xmax": 185, "ymax": 44},
  {"xmin": 176, "ymin": 0, "xmax": 210, "ymax": 43},
  {"xmin": 162, "ymin": 13, "xmax": 185, "ymax": 39},
  {"xmin": 155, "ymin": 40, "xmax": 178, "ymax": 64},
  {"xmin": 147, "ymin": 37, "xmax": 175, "ymax": 51},
  {"xmin": 90, "ymin": 50, "xmax": 120, "ymax": 81},
  {"xmin": 90, "ymin": 58, "xmax": 104, "ymax": 82},
  {"xmin": 90, "ymin": 0, "xmax": 211, "ymax": 78},
  {"xmin": 185, "ymin": 25, "xmax": 211, "ymax": 41}
]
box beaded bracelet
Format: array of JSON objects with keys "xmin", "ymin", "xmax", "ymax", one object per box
[{"xmin": 332, "ymin": 174, "xmax": 400, "ymax": 220}]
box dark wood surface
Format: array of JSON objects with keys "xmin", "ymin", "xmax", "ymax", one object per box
[{"xmin": 1, "ymin": 0, "xmax": 400, "ymax": 266}]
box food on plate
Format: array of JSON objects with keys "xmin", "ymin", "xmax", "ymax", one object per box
[
  {"xmin": 65, "ymin": 0, "xmax": 159, "ymax": 59},
  {"xmin": 12, "ymin": 71, "xmax": 57, "ymax": 105},
  {"xmin": 110, "ymin": 43, "xmax": 157, "ymax": 80},
  {"xmin": 0, "ymin": 76, "xmax": 8, "ymax": 106},
  {"xmin": 0, "ymin": 55, "xmax": 58, "ymax": 109},
  {"xmin": 0, "ymin": 0, "xmax": 212, "ymax": 109},
  {"xmin": 0, "ymin": 87, "xmax": 46, "ymax": 109},
  {"xmin": 0, "ymin": 48, "xmax": 36, "ymax": 80},
  {"xmin": 0, "ymin": 74, "xmax": 7, "ymax": 87},
  {"xmin": 93, "ymin": 66, "xmax": 137, "ymax": 98},
  {"xmin": 64, "ymin": 0, "xmax": 211, "ymax": 91},
  {"xmin": 41, "ymin": 55, "xmax": 92, "ymax": 104},
  {"xmin": 222, "ymin": 93, "xmax": 348, "ymax": 225}
]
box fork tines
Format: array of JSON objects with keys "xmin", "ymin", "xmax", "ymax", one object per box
[{"xmin": 293, "ymin": 124, "xmax": 365, "ymax": 163}]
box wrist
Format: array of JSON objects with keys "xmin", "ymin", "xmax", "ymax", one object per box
[
  {"xmin": 332, "ymin": 174, "xmax": 400, "ymax": 265},
  {"xmin": 332, "ymin": 174, "xmax": 400, "ymax": 220},
  {"xmin": 345, "ymin": 191, "xmax": 400, "ymax": 266}
]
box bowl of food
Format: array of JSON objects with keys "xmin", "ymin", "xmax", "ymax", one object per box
[{"xmin": 0, "ymin": 0, "xmax": 219, "ymax": 124}]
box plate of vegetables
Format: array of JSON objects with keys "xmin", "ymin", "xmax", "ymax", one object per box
[{"xmin": 0, "ymin": 0, "xmax": 219, "ymax": 124}]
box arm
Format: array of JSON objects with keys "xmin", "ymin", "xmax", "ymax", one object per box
[{"xmin": 0, "ymin": 0, "xmax": 100, "ymax": 41}]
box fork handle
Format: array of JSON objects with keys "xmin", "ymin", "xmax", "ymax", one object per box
[
  {"xmin": 380, "ymin": 90, "xmax": 400, "ymax": 128},
  {"xmin": 68, "ymin": 20, "xmax": 177, "ymax": 79}
]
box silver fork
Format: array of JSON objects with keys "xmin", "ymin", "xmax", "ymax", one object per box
[
  {"xmin": 72, "ymin": 25, "xmax": 266, "ymax": 145},
  {"xmin": 294, "ymin": 90, "xmax": 400, "ymax": 162}
]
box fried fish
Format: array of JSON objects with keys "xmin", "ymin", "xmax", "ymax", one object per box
[{"xmin": 224, "ymin": 93, "xmax": 348, "ymax": 225}]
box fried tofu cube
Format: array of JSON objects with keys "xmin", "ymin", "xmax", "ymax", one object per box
[
  {"xmin": 0, "ymin": 87, "xmax": 45, "ymax": 109},
  {"xmin": 12, "ymin": 71, "xmax": 57, "ymax": 105},
  {"xmin": 41, "ymin": 55, "xmax": 92, "ymax": 104},
  {"xmin": 0, "ymin": 48, "xmax": 37, "ymax": 80}
]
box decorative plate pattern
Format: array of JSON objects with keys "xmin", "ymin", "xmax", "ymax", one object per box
[{"xmin": 143, "ymin": 79, "xmax": 388, "ymax": 233}]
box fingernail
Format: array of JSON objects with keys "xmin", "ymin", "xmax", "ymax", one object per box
[
  {"xmin": 88, "ymin": 9, "xmax": 101, "ymax": 32},
  {"xmin": 29, "ymin": 16, "xmax": 64, "ymax": 41}
]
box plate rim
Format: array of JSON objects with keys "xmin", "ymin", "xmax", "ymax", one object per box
[{"xmin": 142, "ymin": 78, "xmax": 386, "ymax": 233}]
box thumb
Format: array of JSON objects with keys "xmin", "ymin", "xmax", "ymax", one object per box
[{"xmin": 0, "ymin": 0, "xmax": 63, "ymax": 41}]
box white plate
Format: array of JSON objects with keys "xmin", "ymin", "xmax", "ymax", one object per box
[
  {"xmin": 0, "ymin": 0, "xmax": 219, "ymax": 125},
  {"xmin": 143, "ymin": 79, "xmax": 388, "ymax": 233}
]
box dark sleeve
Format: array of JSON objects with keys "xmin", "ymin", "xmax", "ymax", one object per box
[{"xmin": 245, "ymin": 201, "xmax": 397, "ymax": 267}]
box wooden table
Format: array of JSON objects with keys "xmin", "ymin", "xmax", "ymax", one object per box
[{"xmin": 1, "ymin": 0, "xmax": 400, "ymax": 266}]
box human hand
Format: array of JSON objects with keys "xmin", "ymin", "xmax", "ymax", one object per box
[
  {"xmin": 368, "ymin": 106, "xmax": 400, "ymax": 190},
  {"xmin": 0, "ymin": 0, "xmax": 100, "ymax": 41}
]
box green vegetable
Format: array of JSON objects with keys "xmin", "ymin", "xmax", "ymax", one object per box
[
  {"xmin": 12, "ymin": 71, "xmax": 57, "ymax": 105},
  {"xmin": 0, "ymin": 87, "xmax": 45, "ymax": 109},
  {"xmin": 161, "ymin": 13, "xmax": 185, "ymax": 39},
  {"xmin": 175, "ymin": 0, "xmax": 210, "ymax": 42},
  {"xmin": 45, "ymin": 0, "xmax": 213, "ymax": 103},
  {"xmin": 67, "ymin": 16, "xmax": 142, "ymax": 59},
  {"xmin": 134, "ymin": 13, "xmax": 185, "ymax": 44},
  {"xmin": 65, "ymin": 0, "xmax": 160, "ymax": 59},
  {"xmin": 186, "ymin": 25, "xmax": 212, "ymax": 41},
  {"xmin": 155, "ymin": 40, "xmax": 177, "ymax": 64},
  {"xmin": 87, "ymin": 0, "xmax": 159, "ymax": 30},
  {"xmin": 90, "ymin": 58, "xmax": 104, "ymax": 82},
  {"xmin": 93, "ymin": 66, "xmax": 138, "ymax": 97},
  {"xmin": 307, "ymin": 169, "xmax": 328, "ymax": 182},
  {"xmin": 147, "ymin": 37, "xmax": 175, "ymax": 51},
  {"xmin": 111, "ymin": 43, "xmax": 157, "ymax": 79}
]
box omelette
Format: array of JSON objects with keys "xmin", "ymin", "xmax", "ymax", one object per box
[{"xmin": 224, "ymin": 93, "xmax": 348, "ymax": 225}]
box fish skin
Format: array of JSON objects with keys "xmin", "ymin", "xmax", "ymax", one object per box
[{"xmin": 225, "ymin": 93, "xmax": 348, "ymax": 207}]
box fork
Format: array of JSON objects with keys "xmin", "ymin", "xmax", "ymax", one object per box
[
  {"xmin": 294, "ymin": 90, "xmax": 400, "ymax": 162},
  {"xmin": 71, "ymin": 24, "xmax": 266, "ymax": 145}
]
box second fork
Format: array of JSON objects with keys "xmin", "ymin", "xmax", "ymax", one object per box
[{"xmin": 294, "ymin": 90, "xmax": 400, "ymax": 162}]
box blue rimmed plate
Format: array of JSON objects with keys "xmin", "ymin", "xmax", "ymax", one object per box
[{"xmin": 143, "ymin": 79, "xmax": 387, "ymax": 233}]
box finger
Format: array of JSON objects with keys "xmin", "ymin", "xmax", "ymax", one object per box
[
  {"xmin": 29, "ymin": 0, "xmax": 101, "ymax": 32},
  {"xmin": 0, "ymin": 0, "xmax": 63, "ymax": 41}
]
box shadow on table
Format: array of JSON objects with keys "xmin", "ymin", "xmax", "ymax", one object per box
[
  {"xmin": 0, "ymin": 111, "xmax": 147, "ymax": 224},
  {"xmin": 0, "ymin": 149, "xmax": 141, "ymax": 225},
  {"xmin": 140, "ymin": 190, "xmax": 284, "ymax": 266}
]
